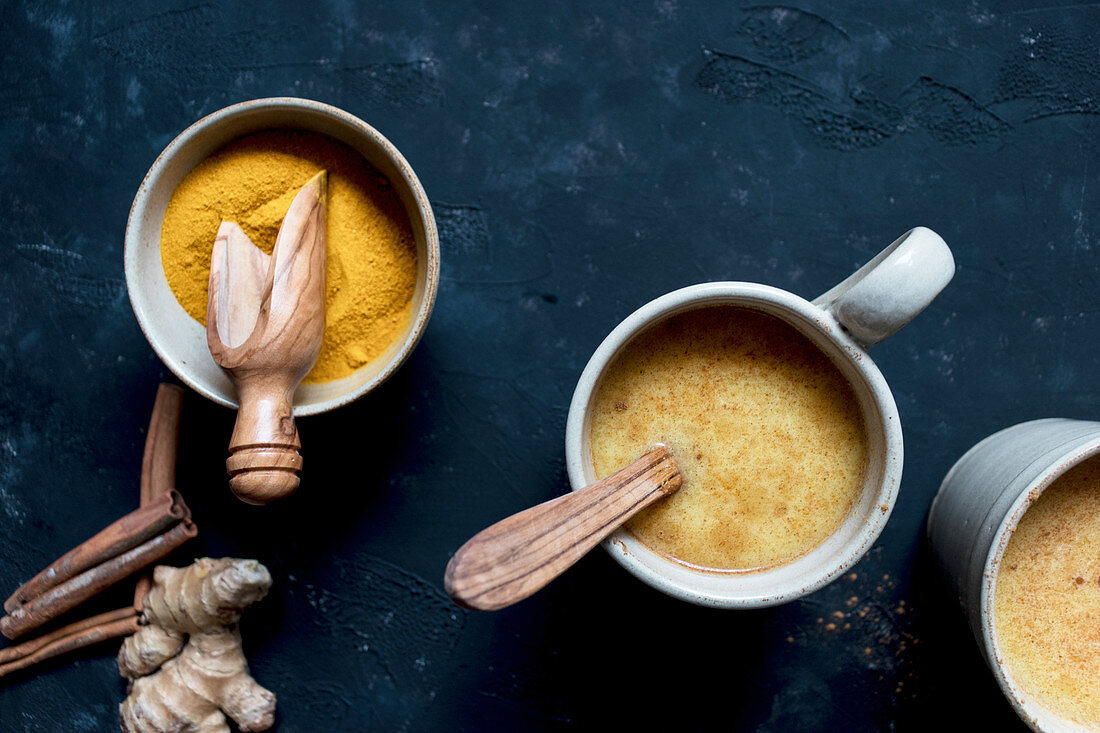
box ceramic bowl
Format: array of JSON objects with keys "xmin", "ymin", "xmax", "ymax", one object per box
[{"xmin": 124, "ymin": 97, "xmax": 439, "ymax": 415}]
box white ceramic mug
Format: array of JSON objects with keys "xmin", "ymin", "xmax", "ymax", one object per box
[
  {"xmin": 928, "ymin": 418, "xmax": 1100, "ymax": 733},
  {"xmin": 564, "ymin": 227, "xmax": 955, "ymax": 608}
]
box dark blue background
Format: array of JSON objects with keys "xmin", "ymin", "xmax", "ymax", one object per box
[{"xmin": 2, "ymin": 1, "xmax": 1098, "ymax": 730}]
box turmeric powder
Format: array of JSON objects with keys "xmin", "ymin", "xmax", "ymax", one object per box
[{"xmin": 160, "ymin": 129, "xmax": 418, "ymax": 384}]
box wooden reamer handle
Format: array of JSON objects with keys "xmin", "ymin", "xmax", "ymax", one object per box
[
  {"xmin": 226, "ymin": 383, "xmax": 302, "ymax": 504},
  {"xmin": 444, "ymin": 446, "xmax": 682, "ymax": 611}
]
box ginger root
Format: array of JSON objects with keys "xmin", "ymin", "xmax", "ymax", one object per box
[{"xmin": 117, "ymin": 558, "xmax": 276, "ymax": 733}]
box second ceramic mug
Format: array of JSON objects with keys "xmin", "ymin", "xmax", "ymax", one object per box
[
  {"xmin": 929, "ymin": 418, "xmax": 1100, "ymax": 733},
  {"xmin": 564, "ymin": 227, "xmax": 955, "ymax": 607}
]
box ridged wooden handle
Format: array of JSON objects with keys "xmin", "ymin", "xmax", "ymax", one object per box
[
  {"xmin": 226, "ymin": 384, "xmax": 302, "ymax": 505},
  {"xmin": 444, "ymin": 446, "xmax": 682, "ymax": 611}
]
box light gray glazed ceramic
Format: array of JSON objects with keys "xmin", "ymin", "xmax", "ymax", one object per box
[
  {"xmin": 929, "ymin": 418, "xmax": 1100, "ymax": 733},
  {"xmin": 124, "ymin": 97, "xmax": 440, "ymax": 416},
  {"xmin": 565, "ymin": 227, "xmax": 954, "ymax": 608}
]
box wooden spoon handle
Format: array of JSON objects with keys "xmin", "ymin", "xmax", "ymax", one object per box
[{"xmin": 444, "ymin": 446, "xmax": 682, "ymax": 611}]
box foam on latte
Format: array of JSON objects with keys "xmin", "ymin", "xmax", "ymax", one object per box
[
  {"xmin": 589, "ymin": 306, "xmax": 868, "ymax": 572},
  {"xmin": 995, "ymin": 456, "xmax": 1100, "ymax": 728}
]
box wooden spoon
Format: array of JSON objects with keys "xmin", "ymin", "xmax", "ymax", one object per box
[
  {"xmin": 444, "ymin": 446, "xmax": 683, "ymax": 611},
  {"xmin": 206, "ymin": 171, "xmax": 326, "ymax": 505}
]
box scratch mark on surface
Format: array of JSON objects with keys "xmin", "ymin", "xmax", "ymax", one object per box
[
  {"xmin": 736, "ymin": 5, "xmax": 849, "ymax": 63},
  {"xmin": 994, "ymin": 26, "xmax": 1100, "ymax": 121},
  {"xmin": 435, "ymin": 202, "xmax": 492, "ymax": 278},
  {"xmin": 270, "ymin": 553, "xmax": 465, "ymax": 731},
  {"xmin": 434, "ymin": 203, "xmax": 554, "ymax": 285},
  {"xmin": 433, "ymin": 371, "xmax": 533, "ymax": 502},
  {"xmin": 15, "ymin": 244, "xmax": 125, "ymax": 309},
  {"xmin": 901, "ymin": 77, "xmax": 1010, "ymax": 144},
  {"xmin": 92, "ymin": 5, "xmax": 249, "ymax": 73},
  {"xmin": 0, "ymin": 437, "xmax": 27, "ymax": 522},
  {"xmin": 341, "ymin": 58, "xmax": 443, "ymax": 107},
  {"xmin": 697, "ymin": 48, "xmax": 1009, "ymax": 149},
  {"xmin": 696, "ymin": 49, "xmax": 893, "ymax": 150},
  {"xmin": 1006, "ymin": 3, "xmax": 1100, "ymax": 14}
]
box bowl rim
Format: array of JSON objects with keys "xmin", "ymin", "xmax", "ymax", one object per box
[{"xmin": 124, "ymin": 96, "xmax": 440, "ymax": 416}]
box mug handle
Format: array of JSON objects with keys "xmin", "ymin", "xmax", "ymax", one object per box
[{"xmin": 812, "ymin": 227, "xmax": 955, "ymax": 348}]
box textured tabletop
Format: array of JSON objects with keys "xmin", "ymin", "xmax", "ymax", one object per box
[{"xmin": 1, "ymin": 1, "xmax": 1098, "ymax": 730}]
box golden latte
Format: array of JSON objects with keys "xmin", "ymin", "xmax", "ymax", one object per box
[
  {"xmin": 589, "ymin": 306, "xmax": 868, "ymax": 572},
  {"xmin": 995, "ymin": 456, "xmax": 1100, "ymax": 728}
]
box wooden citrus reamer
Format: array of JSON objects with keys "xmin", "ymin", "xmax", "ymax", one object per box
[
  {"xmin": 445, "ymin": 446, "xmax": 683, "ymax": 611},
  {"xmin": 207, "ymin": 172, "xmax": 327, "ymax": 505}
]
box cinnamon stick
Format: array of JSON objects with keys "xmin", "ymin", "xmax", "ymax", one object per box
[
  {"xmin": 140, "ymin": 384, "xmax": 182, "ymax": 506},
  {"xmin": 1, "ymin": 520, "xmax": 197, "ymax": 639},
  {"xmin": 3, "ymin": 490, "xmax": 190, "ymax": 613},
  {"xmin": 133, "ymin": 577, "xmax": 152, "ymax": 615},
  {"xmin": 135, "ymin": 383, "xmax": 183, "ymax": 612},
  {"xmin": 0, "ymin": 609, "xmax": 139, "ymax": 678},
  {"xmin": 0, "ymin": 606, "xmax": 136, "ymax": 665},
  {"xmin": 0, "ymin": 384, "xmax": 189, "ymax": 677}
]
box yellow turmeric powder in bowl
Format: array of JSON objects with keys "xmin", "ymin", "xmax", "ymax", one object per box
[{"xmin": 160, "ymin": 129, "xmax": 418, "ymax": 384}]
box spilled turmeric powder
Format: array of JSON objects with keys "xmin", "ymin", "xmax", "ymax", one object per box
[{"xmin": 160, "ymin": 129, "xmax": 418, "ymax": 383}]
